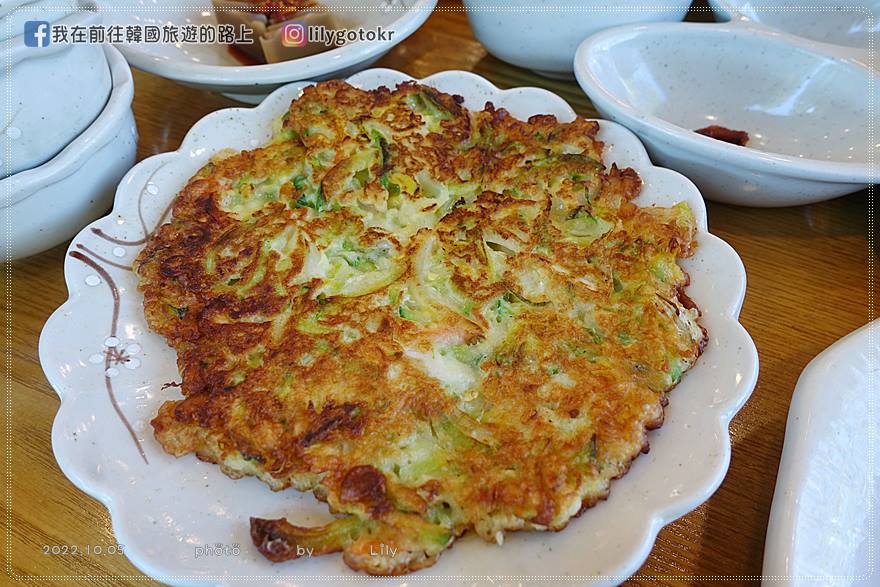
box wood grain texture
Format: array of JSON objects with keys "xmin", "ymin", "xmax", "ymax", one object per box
[{"xmin": 4, "ymin": 1, "xmax": 876, "ymax": 584}]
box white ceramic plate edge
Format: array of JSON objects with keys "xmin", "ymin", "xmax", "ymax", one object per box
[
  {"xmin": 40, "ymin": 68, "xmax": 758, "ymax": 586},
  {"xmin": 105, "ymin": 0, "xmax": 437, "ymax": 85},
  {"xmin": 762, "ymin": 319, "xmax": 878, "ymax": 585}
]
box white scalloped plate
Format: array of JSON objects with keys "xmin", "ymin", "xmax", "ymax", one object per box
[
  {"xmin": 763, "ymin": 319, "xmax": 878, "ymax": 586},
  {"xmin": 40, "ymin": 69, "xmax": 758, "ymax": 586}
]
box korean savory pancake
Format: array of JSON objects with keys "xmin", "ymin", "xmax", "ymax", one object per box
[{"xmin": 135, "ymin": 80, "xmax": 707, "ymax": 575}]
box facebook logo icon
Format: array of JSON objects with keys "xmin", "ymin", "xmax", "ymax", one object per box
[{"xmin": 24, "ymin": 21, "xmax": 51, "ymax": 47}]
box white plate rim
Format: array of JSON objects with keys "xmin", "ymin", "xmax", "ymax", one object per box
[
  {"xmin": 39, "ymin": 68, "xmax": 759, "ymax": 586},
  {"xmin": 101, "ymin": 0, "xmax": 437, "ymax": 85},
  {"xmin": 762, "ymin": 319, "xmax": 878, "ymax": 585}
]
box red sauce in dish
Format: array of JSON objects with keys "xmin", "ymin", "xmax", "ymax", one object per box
[{"xmin": 695, "ymin": 125, "xmax": 749, "ymax": 146}]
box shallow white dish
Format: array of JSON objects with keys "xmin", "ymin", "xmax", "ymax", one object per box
[
  {"xmin": 763, "ymin": 320, "xmax": 879, "ymax": 586},
  {"xmin": 40, "ymin": 68, "xmax": 758, "ymax": 586},
  {"xmin": 2, "ymin": 3, "xmax": 111, "ymax": 175},
  {"xmin": 2, "ymin": 44, "xmax": 136, "ymax": 260},
  {"xmin": 709, "ymin": 0, "xmax": 879, "ymax": 67},
  {"xmin": 574, "ymin": 21, "xmax": 877, "ymax": 207},
  {"xmin": 462, "ymin": 0, "xmax": 691, "ymax": 78},
  {"xmin": 99, "ymin": 0, "xmax": 436, "ymax": 103}
]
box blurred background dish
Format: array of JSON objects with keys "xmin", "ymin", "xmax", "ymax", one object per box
[
  {"xmin": 98, "ymin": 0, "xmax": 436, "ymax": 103},
  {"xmin": 212, "ymin": 0, "xmax": 343, "ymax": 63},
  {"xmin": 574, "ymin": 21, "xmax": 877, "ymax": 207},
  {"xmin": 2, "ymin": 2, "xmax": 111, "ymax": 177},
  {"xmin": 2, "ymin": 44, "xmax": 137, "ymax": 260},
  {"xmin": 462, "ymin": 0, "xmax": 692, "ymax": 78},
  {"xmin": 710, "ymin": 0, "xmax": 880, "ymax": 67}
]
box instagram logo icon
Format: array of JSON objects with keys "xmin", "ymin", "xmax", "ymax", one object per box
[{"xmin": 282, "ymin": 22, "xmax": 307, "ymax": 47}]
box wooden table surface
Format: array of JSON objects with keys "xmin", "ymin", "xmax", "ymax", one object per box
[{"xmin": 5, "ymin": 2, "xmax": 876, "ymax": 585}]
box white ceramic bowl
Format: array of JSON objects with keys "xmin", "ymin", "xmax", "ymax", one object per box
[
  {"xmin": 710, "ymin": 0, "xmax": 880, "ymax": 67},
  {"xmin": 2, "ymin": 4, "xmax": 112, "ymax": 175},
  {"xmin": 462, "ymin": 0, "xmax": 692, "ymax": 78},
  {"xmin": 2, "ymin": 44, "xmax": 137, "ymax": 260},
  {"xmin": 98, "ymin": 0, "xmax": 436, "ymax": 103},
  {"xmin": 574, "ymin": 21, "xmax": 878, "ymax": 207},
  {"xmin": 0, "ymin": 0, "xmax": 75, "ymax": 42},
  {"xmin": 40, "ymin": 68, "xmax": 758, "ymax": 586}
]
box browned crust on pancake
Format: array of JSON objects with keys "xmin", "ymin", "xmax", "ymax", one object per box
[{"xmin": 136, "ymin": 80, "xmax": 707, "ymax": 574}]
